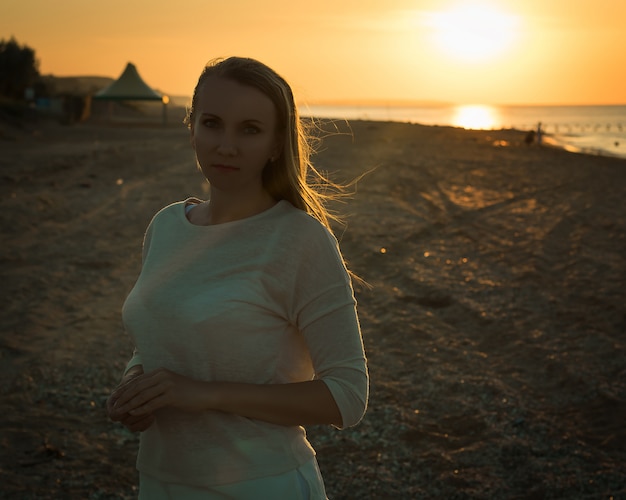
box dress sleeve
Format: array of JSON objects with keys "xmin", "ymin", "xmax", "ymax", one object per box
[
  {"xmin": 122, "ymin": 218, "xmax": 155, "ymax": 376},
  {"xmin": 292, "ymin": 223, "xmax": 369, "ymax": 429},
  {"xmin": 124, "ymin": 348, "xmax": 144, "ymax": 375}
]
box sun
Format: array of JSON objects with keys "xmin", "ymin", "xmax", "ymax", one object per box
[{"xmin": 427, "ymin": 3, "xmax": 520, "ymax": 63}]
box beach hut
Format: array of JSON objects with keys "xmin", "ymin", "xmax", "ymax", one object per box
[{"xmin": 93, "ymin": 62, "xmax": 169, "ymax": 123}]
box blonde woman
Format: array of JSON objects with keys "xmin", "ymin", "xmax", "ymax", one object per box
[{"xmin": 107, "ymin": 57, "xmax": 368, "ymax": 499}]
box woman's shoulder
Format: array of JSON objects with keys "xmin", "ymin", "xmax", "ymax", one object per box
[
  {"xmin": 275, "ymin": 201, "xmax": 337, "ymax": 240},
  {"xmin": 155, "ymin": 198, "xmax": 198, "ymax": 217},
  {"xmin": 145, "ymin": 199, "xmax": 193, "ymax": 229},
  {"xmin": 276, "ymin": 200, "xmax": 325, "ymax": 228},
  {"xmin": 274, "ymin": 202, "xmax": 342, "ymax": 258},
  {"xmin": 274, "ymin": 203, "xmax": 350, "ymax": 283}
]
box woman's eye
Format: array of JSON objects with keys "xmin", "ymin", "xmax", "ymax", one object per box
[
  {"xmin": 203, "ymin": 119, "xmax": 220, "ymax": 128},
  {"xmin": 244, "ymin": 126, "xmax": 260, "ymax": 134}
]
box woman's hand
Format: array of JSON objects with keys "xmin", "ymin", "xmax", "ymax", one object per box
[
  {"xmin": 110, "ymin": 368, "xmax": 211, "ymax": 417},
  {"xmin": 107, "ymin": 366, "xmax": 156, "ymax": 432}
]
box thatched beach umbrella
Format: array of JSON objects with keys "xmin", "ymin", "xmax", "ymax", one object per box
[{"xmin": 93, "ymin": 62, "xmax": 168, "ymax": 123}]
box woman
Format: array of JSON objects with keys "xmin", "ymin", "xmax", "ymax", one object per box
[{"xmin": 107, "ymin": 57, "xmax": 368, "ymax": 499}]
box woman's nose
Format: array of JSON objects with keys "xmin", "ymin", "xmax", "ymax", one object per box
[{"xmin": 216, "ymin": 132, "xmax": 238, "ymax": 156}]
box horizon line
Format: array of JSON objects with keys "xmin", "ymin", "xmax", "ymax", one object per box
[{"xmin": 41, "ymin": 74, "xmax": 625, "ymax": 108}]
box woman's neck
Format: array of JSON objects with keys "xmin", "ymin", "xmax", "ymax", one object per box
[{"xmin": 195, "ymin": 189, "xmax": 277, "ymax": 226}]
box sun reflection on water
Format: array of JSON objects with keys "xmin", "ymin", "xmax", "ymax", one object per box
[{"xmin": 452, "ymin": 105, "xmax": 500, "ymax": 130}]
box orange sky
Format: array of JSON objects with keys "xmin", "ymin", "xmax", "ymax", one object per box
[{"xmin": 2, "ymin": 0, "xmax": 625, "ymax": 105}]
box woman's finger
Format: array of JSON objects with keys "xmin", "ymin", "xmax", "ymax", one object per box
[
  {"xmin": 116, "ymin": 380, "xmax": 169, "ymax": 415},
  {"xmin": 128, "ymin": 393, "xmax": 170, "ymax": 416},
  {"xmin": 124, "ymin": 413, "xmax": 155, "ymax": 432},
  {"xmin": 113, "ymin": 373, "xmax": 161, "ymax": 408}
]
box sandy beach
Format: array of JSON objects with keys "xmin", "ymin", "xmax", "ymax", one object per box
[{"xmin": 1, "ymin": 116, "xmax": 625, "ymax": 498}]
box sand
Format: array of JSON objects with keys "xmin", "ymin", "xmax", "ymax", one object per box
[{"xmin": 1, "ymin": 117, "xmax": 625, "ymax": 499}]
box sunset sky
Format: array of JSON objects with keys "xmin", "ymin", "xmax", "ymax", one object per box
[{"xmin": 2, "ymin": 0, "xmax": 625, "ymax": 106}]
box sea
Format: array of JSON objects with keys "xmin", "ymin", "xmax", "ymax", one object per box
[{"xmin": 301, "ymin": 104, "xmax": 626, "ymax": 160}]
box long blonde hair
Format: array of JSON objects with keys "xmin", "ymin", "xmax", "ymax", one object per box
[{"xmin": 184, "ymin": 57, "xmax": 340, "ymax": 231}]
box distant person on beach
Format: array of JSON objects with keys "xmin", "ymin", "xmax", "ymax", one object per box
[
  {"xmin": 536, "ymin": 121, "xmax": 543, "ymax": 145},
  {"xmin": 106, "ymin": 57, "xmax": 368, "ymax": 499}
]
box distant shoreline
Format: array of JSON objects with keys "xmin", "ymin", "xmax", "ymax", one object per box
[{"xmin": 302, "ymin": 103, "xmax": 626, "ymax": 160}]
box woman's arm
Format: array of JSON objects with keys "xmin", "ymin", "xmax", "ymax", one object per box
[{"xmin": 109, "ymin": 368, "xmax": 343, "ymax": 427}]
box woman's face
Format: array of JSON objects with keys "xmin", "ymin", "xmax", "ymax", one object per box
[{"xmin": 191, "ymin": 77, "xmax": 280, "ymax": 196}]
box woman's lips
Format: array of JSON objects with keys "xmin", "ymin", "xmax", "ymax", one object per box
[{"xmin": 212, "ymin": 164, "xmax": 239, "ymax": 172}]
